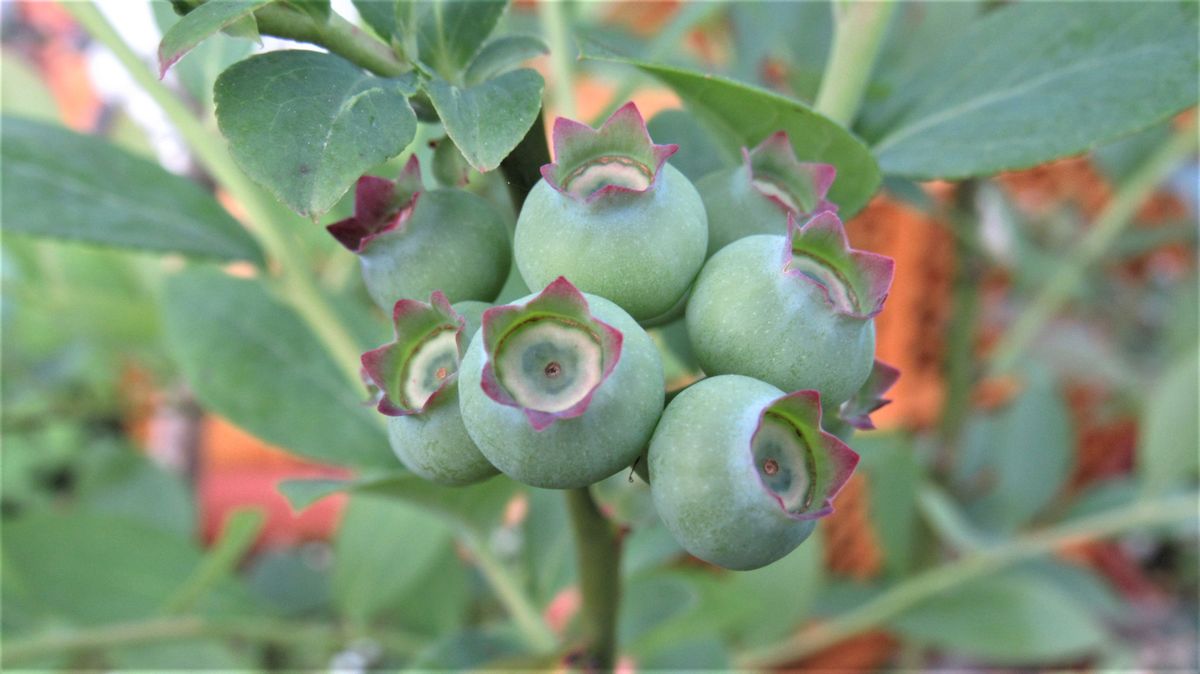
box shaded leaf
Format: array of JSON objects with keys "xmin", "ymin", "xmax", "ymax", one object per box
[
  {"xmin": 1139, "ymin": 347, "xmax": 1200, "ymax": 496},
  {"xmin": 162, "ymin": 268, "xmax": 393, "ymax": 468},
  {"xmin": 157, "ymin": 0, "xmax": 272, "ymax": 76},
  {"xmin": 891, "ymin": 573, "xmax": 1105, "ymax": 664},
  {"xmin": 398, "ymin": 0, "xmax": 507, "ymax": 78},
  {"xmin": 279, "ymin": 471, "xmax": 520, "ymax": 533},
  {"xmin": 464, "ymin": 35, "xmax": 548, "ymax": 85},
  {"xmin": 868, "ymin": 2, "xmax": 1200, "ymax": 179},
  {"xmin": 423, "ymin": 68, "xmax": 543, "ymax": 172},
  {"xmin": 332, "ymin": 493, "xmax": 456, "ymax": 625},
  {"xmin": 0, "ymin": 117, "xmax": 263, "ymax": 264},
  {"xmin": 580, "ymin": 41, "xmax": 881, "ymax": 215},
  {"xmin": 646, "ymin": 108, "xmax": 730, "ymax": 182},
  {"xmin": 962, "ymin": 367, "xmax": 1073, "ymax": 532},
  {"xmin": 214, "ymin": 50, "xmax": 418, "ymax": 216}
]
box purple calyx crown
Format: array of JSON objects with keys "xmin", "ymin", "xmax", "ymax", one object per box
[
  {"xmin": 783, "ymin": 211, "xmax": 895, "ymax": 320},
  {"xmin": 752, "ymin": 390, "xmax": 860, "ymax": 520},
  {"xmin": 744, "ymin": 131, "xmax": 837, "ymax": 217},
  {"xmin": 361, "ymin": 290, "xmax": 465, "ymax": 416},
  {"xmin": 327, "ymin": 155, "xmax": 424, "ymax": 254},
  {"xmin": 541, "ymin": 102, "xmax": 678, "ymax": 203},
  {"xmin": 479, "ymin": 277, "xmax": 623, "ymax": 431},
  {"xmin": 838, "ymin": 359, "xmax": 901, "ymax": 431}
]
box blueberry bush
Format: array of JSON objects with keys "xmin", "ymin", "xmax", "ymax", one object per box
[{"xmin": 2, "ymin": 1, "xmax": 1198, "ymax": 670}]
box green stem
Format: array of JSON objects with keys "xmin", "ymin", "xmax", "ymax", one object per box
[
  {"xmin": 566, "ymin": 487, "xmax": 623, "ymax": 670},
  {"xmin": 813, "ymin": 0, "xmax": 897, "ymax": 126},
  {"xmin": 539, "ymin": 0, "xmax": 576, "ymax": 119},
  {"xmin": 252, "ymin": 4, "xmax": 409, "ymax": 77},
  {"xmin": 162, "ymin": 509, "xmax": 264, "ymax": 615},
  {"xmin": 1, "ymin": 615, "xmax": 426, "ymax": 666},
  {"xmin": 938, "ymin": 180, "xmax": 982, "ymax": 448},
  {"xmin": 459, "ymin": 530, "xmax": 557, "ymax": 653},
  {"xmin": 988, "ymin": 130, "xmax": 1197, "ymax": 375},
  {"xmin": 736, "ymin": 491, "xmax": 1199, "ymax": 667},
  {"xmin": 67, "ymin": 1, "xmax": 367, "ymax": 390}
]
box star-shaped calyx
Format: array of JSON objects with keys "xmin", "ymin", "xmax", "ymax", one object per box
[
  {"xmin": 750, "ymin": 390, "xmax": 860, "ymax": 520},
  {"xmin": 479, "ymin": 277, "xmax": 623, "ymax": 431},
  {"xmin": 783, "ymin": 211, "xmax": 895, "ymax": 320},
  {"xmin": 541, "ymin": 102, "xmax": 678, "ymax": 203},
  {"xmin": 838, "ymin": 359, "xmax": 901, "ymax": 430},
  {"xmin": 327, "ymin": 155, "xmax": 424, "ymax": 254},
  {"xmin": 361, "ymin": 291, "xmax": 466, "ymax": 416},
  {"xmin": 745, "ymin": 131, "xmax": 837, "ymax": 216}
]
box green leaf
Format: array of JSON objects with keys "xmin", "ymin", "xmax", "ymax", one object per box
[
  {"xmin": 0, "ymin": 117, "xmax": 263, "ymax": 264},
  {"xmin": 162, "ymin": 268, "xmax": 393, "ymax": 469},
  {"xmin": 353, "ymin": 0, "xmax": 397, "ymax": 40},
  {"xmin": 157, "ymin": 0, "xmax": 272, "ymax": 76},
  {"xmin": 398, "ymin": 0, "xmax": 507, "ymax": 78},
  {"xmin": 153, "ymin": 1, "xmax": 255, "ymax": 111},
  {"xmin": 646, "ymin": 109, "xmax": 730, "ymax": 182},
  {"xmin": 332, "ymin": 493, "xmax": 457, "ymax": 626},
  {"xmin": 1, "ymin": 49, "xmax": 58, "ymax": 122},
  {"xmin": 464, "ymin": 35, "xmax": 549, "ymax": 85},
  {"xmin": 214, "ymin": 50, "xmax": 418, "ymax": 217},
  {"xmin": 423, "ymin": 68, "xmax": 544, "ymax": 173},
  {"xmin": 868, "ymin": 2, "xmax": 1200, "ymax": 179},
  {"xmin": 580, "ymin": 41, "xmax": 881, "ymax": 215},
  {"xmin": 891, "ymin": 573, "xmax": 1105, "ymax": 664},
  {"xmin": 1139, "ymin": 347, "xmax": 1200, "ymax": 496},
  {"xmin": 279, "ymin": 471, "xmax": 521, "ymax": 533},
  {"xmin": 720, "ymin": 535, "xmax": 823, "ymax": 648},
  {"xmin": 2, "ymin": 513, "xmax": 241, "ymax": 626},
  {"xmin": 962, "ymin": 367, "xmax": 1074, "ymax": 532},
  {"xmin": 857, "ymin": 433, "xmax": 921, "ymax": 576}
]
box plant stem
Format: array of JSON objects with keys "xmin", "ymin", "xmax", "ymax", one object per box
[
  {"xmin": 938, "ymin": 180, "xmax": 982, "ymax": 448},
  {"xmin": 162, "ymin": 509, "xmax": 264, "ymax": 615},
  {"xmin": 66, "ymin": 1, "xmax": 367, "ymax": 390},
  {"xmin": 539, "ymin": 0, "xmax": 576, "ymax": 119},
  {"xmin": 253, "ymin": 4, "xmax": 409, "ymax": 77},
  {"xmin": 566, "ymin": 487, "xmax": 623, "ymax": 670},
  {"xmin": 813, "ymin": 0, "xmax": 897, "ymax": 126},
  {"xmin": 988, "ymin": 129, "xmax": 1197, "ymax": 375},
  {"xmin": 1, "ymin": 615, "xmax": 426, "ymax": 666},
  {"xmin": 459, "ymin": 530, "xmax": 558, "ymax": 653},
  {"xmin": 736, "ymin": 491, "xmax": 1198, "ymax": 668}
]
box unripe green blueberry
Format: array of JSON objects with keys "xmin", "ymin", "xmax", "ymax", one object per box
[
  {"xmin": 695, "ymin": 131, "xmax": 836, "ymax": 258},
  {"xmin": 362, "ymin": 292, "xmax": 497, "ymax": 486},
  {"xmin": 686, "ymin": 212, "xmax": 895, "ymax": 406},
  {"xmin": 328, "ymin": 156, "xmax": 510, "ymax": 311},
  {"xmin": 458, "ymin": 277, "xmax": 665, "ymax": 489},
  {"xmin": 514, "ymin": 103, "xmax": 708, "ymax": 322},
  {"xmin": 648, "ymin": 375, "xmax": 858, "ymax": 570}
]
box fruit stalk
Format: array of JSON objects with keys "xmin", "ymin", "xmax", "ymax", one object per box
[
  {"xmin": 813, "ymin": 0, "xmax": 897, "ymax": 126},
  {"xmin": 566, "ymin": 486, "xmax": 623, "ymax": 670}
]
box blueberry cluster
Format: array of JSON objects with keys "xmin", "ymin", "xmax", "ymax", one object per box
[{"xmin": 345, "ymin": 103, "xmax": 896, "ymax": 571}]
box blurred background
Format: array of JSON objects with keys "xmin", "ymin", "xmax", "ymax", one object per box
[{"xmin": 2, "ymin": 0, "xmax": 1197, "ymax": 671}]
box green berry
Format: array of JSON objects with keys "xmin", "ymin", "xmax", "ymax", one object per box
[
  {"xmin": 328, "ymin": 156, "xmax": 510, "ymax": 311},
  {"xmin": 362, "ymin": 293, "xmax": 497, "ymax": 486},
  {"xmin": 686, "ymin": 212, "xmax": 894, "ymax": 406},
  {"xmin": 648, "ymin": 375, "xmax": 858, "ymax": 570},
  {"xmin": 458, "ymin": 277, "xmax": 665, "ymax": 489},
  {"xmin": 513, "ymin": 103, "xmax": 707, "ymax": 322}
]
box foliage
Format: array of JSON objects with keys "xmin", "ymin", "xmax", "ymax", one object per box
[{"xmin": 1, "ymin": 0, "xmax": 1197, "ymax": 671}]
